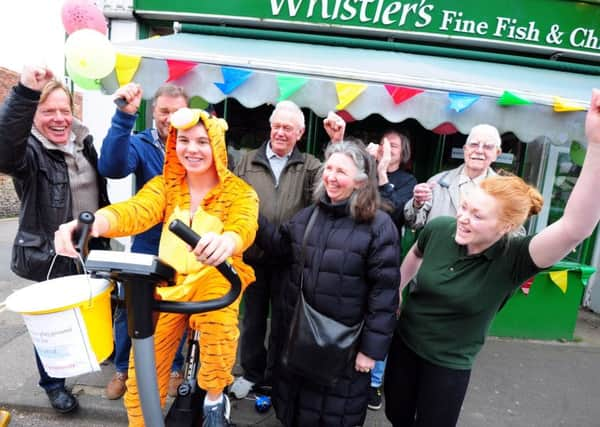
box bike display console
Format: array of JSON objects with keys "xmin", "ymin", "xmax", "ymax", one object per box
[{"xmin": 85, "ymin": 250, "xmax": 176, "ymax": 284}]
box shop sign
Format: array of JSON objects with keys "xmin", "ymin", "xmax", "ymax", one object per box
[{"xmin": 136, "ymin": 0, "xmax": 600, "ymax": 58}]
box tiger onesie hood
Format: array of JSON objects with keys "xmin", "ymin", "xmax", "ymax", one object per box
[{"xmin": 97, "ymin": 108, "xmax": 258, "ymax": 294}]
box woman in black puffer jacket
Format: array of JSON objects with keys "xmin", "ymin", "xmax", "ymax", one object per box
[{"xmin": 256, "ymin": 140, "xmax": 401, "ymax": 426}]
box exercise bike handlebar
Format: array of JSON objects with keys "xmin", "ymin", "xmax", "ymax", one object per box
[
  {"xmin": 155, "ymin": 219, "xmax": 242, "ymax": 315},
  {"xmin": 75, "ymin": 213, "xmax": 242, "ymax": 316},
  {"xmin": 74, "ymin": 211, "xmax": 95, "ymax": 258}
]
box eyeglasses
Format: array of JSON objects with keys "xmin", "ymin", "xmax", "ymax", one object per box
[{"xmin": 465, "ymin": 141, "xmax": 498, "ymax": 151}]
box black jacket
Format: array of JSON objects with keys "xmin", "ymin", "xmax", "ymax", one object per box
[
  {"xmin": 379, "ymin": 168, "xmax": 417, "ymax": 230},
  {"xmin": 0, "ymin": 84, "xmax": 110, "ymax": 281},
  {"xmin": 257, "ymin": 198, "xmax": 400, "ymax": 427}
]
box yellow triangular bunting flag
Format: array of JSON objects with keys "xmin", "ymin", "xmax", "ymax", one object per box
[
  {"xmin": 553, "ymin": 97, "xmax": 587, "ymax": 113},
  {"xmin": 115, "ymin": 53, "xmax": 142, "ymax": 87},
  {"xmin": 549, "ymin": 270, "xmax": 568, "ymax": 294},
  {"xmin": 335, "ymin": 82, "xmax": 367, "ymax": 110}
]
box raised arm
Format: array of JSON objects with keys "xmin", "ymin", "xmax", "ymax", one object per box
[
  {"xmin": 323, "ymin": 111, "xmax": 346, "ymax": 143},
  {"xmin": 529, "ymin": 89, "xmax": 600, "ymax": 268},
  {"xmin": 0, "ymin": 65, "xmax": 54, "ymax": 175},
  {"xmin": 403, "ymin": 181, "xmax": 435, "ymax": 230},
  {"xmin": 98, "ymin": 83, "xmax": 143, "ymax": 178}
]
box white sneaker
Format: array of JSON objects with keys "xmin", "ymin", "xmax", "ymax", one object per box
[
  {"xmin": 229, "ymin": 376, "xmax": 255, "ymax": 399},
  {"xmin": 203, "ymin": 394, "xmax": 231, "ymax": 427}
]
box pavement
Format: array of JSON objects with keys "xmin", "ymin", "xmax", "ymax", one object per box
[{"xmin": 1, "ymin": 217, "xmax": 600, "ymax": 426}]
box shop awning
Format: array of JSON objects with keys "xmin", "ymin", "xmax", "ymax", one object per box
[{"xmin": 102, "ymin": 32, "xmax": 595, "ymax": 144}]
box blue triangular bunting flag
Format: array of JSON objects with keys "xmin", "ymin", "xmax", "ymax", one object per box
[
  {"xmin": 214, "ymin": 67, "xmax": 253, "ymax": 95},
  {"xmin": 448, "ymin": 92, "xmax": 480, "ymax": 113}
]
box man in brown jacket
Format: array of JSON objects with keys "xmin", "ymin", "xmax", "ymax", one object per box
[{"xmin": 231, "ymin": 101, "xmax": 344, "ymax": 398}]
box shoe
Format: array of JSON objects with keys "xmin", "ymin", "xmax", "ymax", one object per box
[
  {"xmin": 367, "ymin": 386, "xmax": 382, "ymax": 411},
  {"xmin": 203, "ymin": 394, "xmax": 231, "ymax": 427},
  {"xmin": 106, "ymin": 371, "xmax": 127, "ymax": 400},
  {"xmin": 46, "ymin": 388, "xmax": 78, "ymax": 414},
  {"xmin": 229, "ymin": 376, "xmax": 255, "ymax": 399},
  {"xmin": 168, "ymin": 370, "xmax": 184, "ymax": 397}
]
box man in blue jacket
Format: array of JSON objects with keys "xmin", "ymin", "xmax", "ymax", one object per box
[{"xmin": 98, "ymin": 82, "xmax": 188, "ymax": 399}]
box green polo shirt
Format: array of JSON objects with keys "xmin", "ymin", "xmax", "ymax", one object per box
[{"xmin": 398, "ymin": 216, "xmax": 540, "ymax": 370}]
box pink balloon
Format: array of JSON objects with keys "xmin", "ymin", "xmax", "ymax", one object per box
[{"xmin": 61, "ymin": 0, "xmax": 108, "ymax": 35}]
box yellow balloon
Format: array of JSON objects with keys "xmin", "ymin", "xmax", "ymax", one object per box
[{"xmin": 65, "ymin": 29, "xmax": 116, "ymax": 79}]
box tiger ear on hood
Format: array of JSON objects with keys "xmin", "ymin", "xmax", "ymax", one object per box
[
  {"xmin": 170, "ymin": 108, "xmax": 203, "ymax": 131},
  {"xmin": 212, "ymin": 117, "xmax": 229, "ymax": 132}
]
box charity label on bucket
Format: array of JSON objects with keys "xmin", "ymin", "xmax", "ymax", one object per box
[
  {"xmin": 23, "ymin": 307, "xmax": 100, "ymax": 377},
  {"xmin": 5, "ymin": 274, "xmax": 114, "ymax": 378}
]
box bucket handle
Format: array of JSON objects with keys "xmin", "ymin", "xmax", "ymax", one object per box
[
  {"xmin": 46, "ymin": 252, "xmax": 94, "ymax": 307},
  {"xmin": 46, "ymin": 211, "xmax": 96, "ymax": 305},
  {"xmin": 46, "ymin": 251, "xmax": 88, "ymax": 281}
]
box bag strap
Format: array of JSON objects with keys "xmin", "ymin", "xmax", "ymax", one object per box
[{"xmin": 299, "ymin": 206, "xmax": 320, "ymax": 291}]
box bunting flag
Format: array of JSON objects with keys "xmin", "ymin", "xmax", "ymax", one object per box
[
  {"xmin": 553, "ymin": 97, "xmax": 587, "ymax": 113},
  {"xmin": 277, "ymin": 75, "xmax": 308, "ymax": 101},
  {"xmin": 335, "ymin": 82, "xmax": 367, "ymax": 111},
  {"xmin": 115, "ymin": 53, "xmax": 141, "ymax": 87},
  {"xmin": 335, "ymin": 110, "xmax": 357, "ymax": 123},
  {"xmin": 214, "ymin": 67, "xmax": 253, "ymax": 95},
  {"xmin": 570, "ymin": 141, "xmax": 586, "ymax": 167},
  {"xmin": 576, "ymin": 264, "xmax": 596, "ymax": 286},
  {"xmin": 384, "ymin": 85, "xmax": 424, "ymax": 105},
  {"xmin": 189, "ymin": 95, "xmax": 210, "ymax": 110},
  {"xmin": 166, "ymin": 59, "xmax": 198, "ymax": 82},
  {"xmin": 432, "ymin": 122, "xmax": 458, "ymax": 135},
  {"xmin": 497, "ymin": 91, "xmax": 532, "ymax": 107},
  {"xmin": 520, "ymin": 276, "xmax": 535, "ymax": 295},
  {"xmin": 448, "ymin": 92, "xmax": 480, "ymax": 113},
  {"xmin": 549, "ymin": 270, "xmax": 568, "ymax": 294}
]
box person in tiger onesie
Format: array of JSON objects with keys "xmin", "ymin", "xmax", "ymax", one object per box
[{"xmin": 54, "ymin": 107, "xmax": 259, "ymax": 427}]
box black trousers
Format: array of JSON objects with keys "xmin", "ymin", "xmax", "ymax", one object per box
[
  {"xmin": 383, "ymin": 332, "xmax": 471, "ymax": 427},
  {"xmin": 240, "ymin": 264, "xmax": 281, "ymax": 384}
]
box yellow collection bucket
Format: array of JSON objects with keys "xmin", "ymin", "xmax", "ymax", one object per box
[{"xmin": 6, "ymin": 274, "xmax": 114, "ymax": 378}]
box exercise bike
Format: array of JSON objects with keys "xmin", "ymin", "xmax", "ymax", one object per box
[{"xmin": 75, "ymin": 212, "xmax": 241, "ymax": 427}]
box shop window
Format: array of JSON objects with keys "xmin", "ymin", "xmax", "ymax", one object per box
[
  {"xmin": 535, "ymin": 141, "xmax": 596, "ymax": 263},
  {"xmin": 438, "ymin": 131, "xmax": 523, "ymax": 176}
]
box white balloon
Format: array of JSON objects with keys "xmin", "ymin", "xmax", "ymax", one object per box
[{"xmin": 64, "ymin": 28, "xmax": 115, "ymax": 79}]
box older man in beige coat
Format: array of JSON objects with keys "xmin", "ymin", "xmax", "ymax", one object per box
[{"xmin": 404, "ymin": 124, "xmax": 503, "ymax": 230}]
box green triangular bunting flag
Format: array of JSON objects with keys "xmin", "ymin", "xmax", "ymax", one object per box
[
  {"xmin": 277, "ymin": 75, "xmax": 308, "ymax": 101},
  {"xmin": 569, "ymin": 141, "xmax": 586, "ymax": 167},
  {"xmin": 497, "ymin": 91, "xmax": 532, "ymax": 106}
]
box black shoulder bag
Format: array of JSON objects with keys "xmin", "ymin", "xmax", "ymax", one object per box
[{"xmin": 281, "ymin": 206, "xmax": 364, "ymax": 387}]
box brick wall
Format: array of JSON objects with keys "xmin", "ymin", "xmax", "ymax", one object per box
[
  {"xmin": 0, "ymin": 67, "xmax": 20, "ymax": 218},
  {"xmin": 0, "ymin": 67, "xmax": 84, "ymax": 218}
]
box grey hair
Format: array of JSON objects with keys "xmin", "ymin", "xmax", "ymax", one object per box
[
  {"xmin": 269, "ymin": 100, "xmax": 305, "ymax": 130},
  {"xmin": 152, "ymin": 84, "xmax": 189, "ymax": 106},
  {"xmin": 382, "ymin": 129, "xmax": 412, "ymax": 165},
  {"xmin": 313, "ymin": 140, "xmax": 380, "ymax": 222},
  {"xmin": 466, "ymin": 124, "xmax": 502, "ymax": 148}
]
